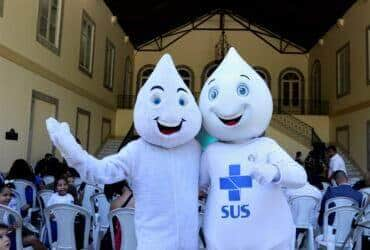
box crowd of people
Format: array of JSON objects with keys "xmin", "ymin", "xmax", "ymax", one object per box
[{"xmin": 0, "ymin": 143, "xmax": 368, "ymax": 249}]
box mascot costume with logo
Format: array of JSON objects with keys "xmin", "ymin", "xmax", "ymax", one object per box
[
  {"xmin": 45, "ymin": 54, "xmax": 202, "ymax": 250},
  {"xmin": 199, "ymin": 48, "xmax": 307, "ymax": 250}
]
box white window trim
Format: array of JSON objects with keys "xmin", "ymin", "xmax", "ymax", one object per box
[
  {"xmin": 36, "ymin": 0, "xmax": 63, "ymax": 54},
  {"xmin": 336, "ymin": 42, "xmax": 350, "ymax": 98},
  {"xmin": 104, "ymin": 38, "xmax": 116, "ymax": 91},
  {"xmin": 79, "ymin": 10, "xmax": 95, "ymax": 76}
]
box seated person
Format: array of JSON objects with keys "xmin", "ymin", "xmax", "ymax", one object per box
[
  {"xmin": 0, "ymin": 183, "xmax": 46, "ymax": 250},
  {"xmin": 318, "ymin": 170, "xmax": 364, "ymax": 227},
  {"xmin": 0, "ymin": 223, "xmax": 10, "ymax": 250}
]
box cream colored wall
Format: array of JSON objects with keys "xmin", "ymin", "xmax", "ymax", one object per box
[
  {"xmin": 0, "ymin": 57, "xmax": 116, "ymax": 170},
  {"xmin": 115, "ymin": 110, "xmax": 134, "ymax": 137},
  {"xmin": 0, "ymin": 0, "xmax": 134, "ymax": 107},
  {"xmin": 0, "ymin": 0, "xmax": 137, "ymax": 171},
  {"xmin": 266, "ymin": 126, "xmax": 310, "ymax": 158},
  {"xmin": 294, "ymin": 115, "xmax": 330, "ymax": 143},
  {"xmin": 308, "ymin": 0, "xmax": 370, "ymax": 175},
  {"xmin": 134, "ymin": 22, "xmax": 308, "ymax": 99}
]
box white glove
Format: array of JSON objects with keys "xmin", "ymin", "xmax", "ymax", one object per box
[
  {"xmin": 248, "ymin": 163, "xmax": 281, "ymax": 185},
  {"xmin": 45, "ymin": 117, "xmax": 83, "ymax": 163}
]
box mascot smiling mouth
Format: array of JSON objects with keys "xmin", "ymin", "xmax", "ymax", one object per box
[
  {"xmin": 155, "ymin": 118, "xmax": 185, "ymax": 135},
  {"xmin": 219, "ymin": 115, "xmax": 242, "ymax": 126}
]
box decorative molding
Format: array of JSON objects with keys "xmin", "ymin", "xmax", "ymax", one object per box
[{"xmin": 0, "ymin": 43, "xmax": 115, "ymax": 110}]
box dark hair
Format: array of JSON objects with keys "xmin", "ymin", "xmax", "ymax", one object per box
[
  {"xmin": 296, "ymin": 151, "xmax": 302, "ymax": 157},
  {"xmin": 333, "ymin": 170, "xmax": 347, "ymax": 181},
  {"xmin": 104, "ymin": 180, "xmax": 131, "ymax": 201},
  {"xmin": 6, "ymin": 159, "xmax": 35, "ymax": 182},
  {"xmin": 0, "ymin": 182, "xmax": 14, "ymax": 194},
  {"xmin": 326, "ymin": 145, "xmax": 337, "ymax": 152},
  {"xmin": 54, "ymin": 176, "xmax": 68, "ymax": 191},
  {"xmin": 0, "ymin": 223, "xmax": 8, "ymax": 230}
]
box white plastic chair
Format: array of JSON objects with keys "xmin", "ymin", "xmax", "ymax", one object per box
[
  {"xmin": 37, "ymin": 190, "xmax": 54, "ymax": 231},
  {"xmin": 359, "ymin": 187, "xmax": 370, "ymax": 195},
  {"xmin": 109, "ymin": 208, "xmax": 136, "ymax": 250},
  {"xmin": 74, "ymin": 177, "xmax": 83, "ymax": 187},
  {"xmin": 10, "ymin": 189, "xmax": 22, "ymax": 213},
  {"xmin": 12, "ymin": 179, "xmax": 37, "ymax": 208},
  {"xmin": 44, "ymin": 203, "xmax": 91, "ymax": 250},
  {"xmin": 0, "ymin": 204, "xmax": 32, "ymax": 250},
  {"xmin": 81, "ymin": 184, "xmax": 103, "ymax": 215},
  {"xmin": 288, "ymin": 195, "xmax": 320, "ymax": 250},
  {"xmin": 324, "ymin": 196, "xmax": 358, "ymax": 211},
  {"xmin": 90, "ymin": 193, "xmax": 110, "ymax": 250},
  {"xmin": 316, "ymin": 205, "xmax": 361, "ymax": 249},
  {"xmin": 42, "ymin": 175, "xmax": 55, "ymax": 186}
]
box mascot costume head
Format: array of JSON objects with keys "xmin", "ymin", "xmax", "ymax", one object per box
[
  {"xmin": 199, "ymin": 47, "xmax": 272, "ymax": 142},
  {"xmin": 134, "ymin": 54, "xmax": 201, "ymax": 148}
]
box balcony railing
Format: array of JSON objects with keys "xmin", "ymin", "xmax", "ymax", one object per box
[{"xmin": 117, "ymin": 95, "xmax": 136, "ymax": 109}]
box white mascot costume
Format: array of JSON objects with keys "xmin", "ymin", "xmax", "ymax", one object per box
[
  {"xmin": 46, "ymin": 54, "xmax": 202, "ymax": 250},
  {"xmin": 199, "ymin": 48, "xmax": 307, "ymax": 250}
]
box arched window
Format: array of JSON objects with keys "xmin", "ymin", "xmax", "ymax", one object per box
[
  {"xmin": 279, "ymin": 68, "xmax": 304, "ymax": 114},
  {"xmin": 201, "ymin": 61, "xmax": 219, "ymax": 84},
  {"xmin": 176, "ymin": 65, "xmax": 194, "ymax": 90},
  {"xmin": 136, "ymin": 64, "xmax": 155, "ymax": 94},
  {"xmin": 311, "ymin": 60, "xmax": 321, "ymax": 113},
  {"xmin": 254, "ymin": 66, "xmax": 271, "ymax": 89}
]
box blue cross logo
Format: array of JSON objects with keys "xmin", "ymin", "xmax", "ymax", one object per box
[{"xmin": 220, "ymin": 164, "xmax": 252, "ymax": 201}]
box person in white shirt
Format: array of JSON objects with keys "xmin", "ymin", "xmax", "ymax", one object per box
[
  {"xmin": 326, "ymin": 145, "xmax": 347, "ymax": 179},
  {"xmin": 47, "ymin": 176, "xmax": 74, "ymax": 207}
]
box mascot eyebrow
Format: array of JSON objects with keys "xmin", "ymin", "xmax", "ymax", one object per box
[
  {"xmin": 177, "ymin": 87, "xmax": 188, "ymax": 93},
  {"xmin": 150, "ymin": 85, "xmax": 164, "ymax": 91},
  {"xmin": 207, "ymin": 79, "xmax": 216, "ymax": 85},
  {"xmin": 240, "ymin": 74, "xmax": 250, "ymax": 80}
]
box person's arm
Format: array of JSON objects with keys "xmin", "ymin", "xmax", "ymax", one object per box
[
  {"xmin": 249, "ymin": 138, "xmax": 307, "ymax": 188},
  {"xmin": 110, "ymin": 194, "xmax": 130, "ymax": 211},
  {"xmin": 46, "ymin": 118, "xmax": 136, "ymax": 184}
]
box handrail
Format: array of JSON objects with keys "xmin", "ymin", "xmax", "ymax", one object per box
[{"xmin": 334, "ymin": 143, "xmax": 367, "ymax": 178}]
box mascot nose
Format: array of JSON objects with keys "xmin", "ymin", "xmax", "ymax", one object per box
[{"xmin": 160, "ymin": 110, "xmax": 182, "ymax": 124}]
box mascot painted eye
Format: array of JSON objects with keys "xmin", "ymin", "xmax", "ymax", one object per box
[
  {"xmin": 179, "ymin": 96, "xmax": 188, "ymax": 106},
  {"xmin": 237, "ymin": 83, "xmax": 249, "ymax": 96},
  {"xmin": 208, "ymin": 87, "xmax": 219, "ymax": 101},
  {"xmin": 151, "ymin": 94, "xmax": 162, "ymax": 105}
]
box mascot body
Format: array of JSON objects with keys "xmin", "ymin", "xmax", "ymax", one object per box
[
  {"xmin": 199, "ymin": 48, "xmax": 306, "ymax": 250},
  {"xmin": 46, "ymin": 55, "xmax": 202, "ymax": 250}
]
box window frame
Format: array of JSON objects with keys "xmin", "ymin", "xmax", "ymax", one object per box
[
  {"xmin": 103, "ymin": 38, "xmax": 116, "ymax": 91},
  {"xmin": 136, "ymin": 64, "xmax": 155, "ymax": 94},
  {"xmin": 78, "ymin": 10, "xmax": 96, "ymax": 77},
  {"xmin": 336, "ymin": 42, "xmax": 350, "ymax": 98},
  {"xmin": 366, "ymin": 26, "xmax": 370, "ymax": 85},
  {"xmin": 176, "ymin": 65, "xmax": 194, "ymax": 91},
  {"xmin": 36, "ymin": 0, "xmax": 64, "ymax": 55},
  {"xmin": 0, "ymin": 0, "xmax": 4, "ymax": 17},
  {"xmin": 254, "ymin": 66, "xmax": 271, "ymax": 89}
]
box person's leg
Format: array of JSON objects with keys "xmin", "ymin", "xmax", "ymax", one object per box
[{"xmin": 23, "ymin": 235, "xmax": 46, "ymax": 250}]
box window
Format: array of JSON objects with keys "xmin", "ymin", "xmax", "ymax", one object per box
[
  {"xmin": 79, "ymin": 10, "xmax": 95, "ymax": 76},
  {"xmin": 0, "ymin": 0, "xmax": 4, "ymax": 17},
  {"xmin": 202, "ymin": 61, "xmax": 219, "ymax": 84},
  {"xmin": 336, "ymin": 43, "xmax": 350, "ymax": 97},
  {"xmin": 104, "ymin": 39, "xmax": 116, "ymax": 90},
  {"xmin": 177, "ymin": 65, "xmax": 194, "ymax": 89},
  {"xmin": 254, "ymin": 66, "xmax": 271, "ymax": 88},
  {"xmin": 366, "ymin": 27, "xmax": 370, "ymax": 84},
  {"xmin": 36, "ymin": 0, "xmax": 63, "ymax": 54},
  {"xmin": 279, "ymin": 68, "xmax": 304, "ymax": 114},
  {"xmin": 123, "ymin": 57, "xmax": 133, "ymax": 96},
  {"xmin": 137, "ymin": 65, "xmax": 154, "ymax": 94}
]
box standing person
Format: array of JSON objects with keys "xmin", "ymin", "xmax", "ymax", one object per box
[
  {"xmin": 326, "ymin": 145, "xmax": 347, "ymax": 180},
  {"xmin": 198, "ymin": 48, "xmax": 306, "ymax": 250},
  {"xmin": 46, "ymin": 54, "xmax": 202, "ymax": 250}
]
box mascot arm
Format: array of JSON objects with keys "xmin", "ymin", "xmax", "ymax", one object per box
[
  {"xmin": 199, "ymin": 151, "xmax": 210, "ymax": 192},
  {"xmin": 267, "ymin": 139, "xmax": 307, "ymax": 189},
  {"xmin": 46, "ymin": 118, "xmax": 134, "ymax": 184}
]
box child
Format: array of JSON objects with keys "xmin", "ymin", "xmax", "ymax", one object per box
[
  {"xmin": 47, "ymin": 176, "xmax": 74, "ymax": 207},
  {"xmin": 0, "ymin": 183, "xmax": 46, "ymax": 250},
  {"xmin": 0, "ymin": 224, "xmax": 10, "ymax": 250}
]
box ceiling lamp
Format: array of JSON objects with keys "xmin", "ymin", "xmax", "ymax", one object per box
[
  {"xmin": 337, "ymin": 18, "xmax": 345, "ymax": 28},
  {"xmin": 111, "ymin": 15, "xmax": 117, "ymax": 24},
  {"xmin": 215, "ymin": 31, "xmax": 231, "ymax": 62},
  {"xmin": 319, "ymin": 39, "xmax": 324, "ymax": 46}
]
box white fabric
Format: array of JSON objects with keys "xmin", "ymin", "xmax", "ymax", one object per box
[
  {"xmin": 198, "ymin": 48, "xmax": 307, "ymax": 250},
  {"xmin": 47, "ymin": 193, "xmax": 74, "ymax": 207},
  {"xmin": 46, "ymin": 54, "xmax": 202, "ymax": 250},
  {"xmin": 328, "ymin": 153, "xmax": 347, "ymax": 177}
]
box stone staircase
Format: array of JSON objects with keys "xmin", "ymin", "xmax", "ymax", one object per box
[
  {"xmin": 96, "ymin": 138, "xmax": 123, "ymax": 159},
  {"xmin": 336, "ymin": 148, "xmax": 363, "ymax": 184}
]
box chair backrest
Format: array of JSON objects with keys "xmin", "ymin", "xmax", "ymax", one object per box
[
  {"xmin": 82, "ymin": 184, "xmax": 103, "ymax": 214},
  {"xmin": 359, "ymin": 187, "xmax": 370, "ymax": 195},
  {"xmin": 323, "ymin": 205, "xmax": 361, "ymax": 246},
  {"xmin": 0, "ymin": 204, "xmax": 23, "ymax": 250},
  {"xmin": 44, "ymin": 203, "xmax": 91, "ymax": 250},
  {"xmin": 90, "ymin": 193, "xmax": 110, "ymax": 228},
  {"xmin": 325, "ymin": 196, "xmax": 358, "ymax": 211},
  {"xmin": 43, "ymin": 175, "xmax": 55, "ymax": 186},
  {"xmin": 37, "ymin": 190, "xmax": 54, "ymax": 209},
  {"xmin": 74, "ymin": 178, "xmax": 82, "ymax": 187},
  {"xmin": 10, "ymin": 189, "xmax": 22, "ymax": 213},
  {"xmin": 12, "ymin": 179, "xmax": 37, "ymax": 208},
  {"xmin": 288, "ymin": 195, "xmax": 320, "ymax": 227},
  {"xmin": 322, "ymin": 182, "xmax": 330, "ymax": 193},
  {"xmin": 109, "ymin": 208, "xmax": 136, "ymax": 250}
]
